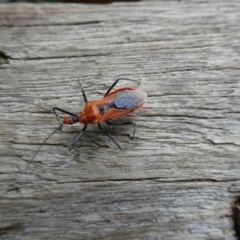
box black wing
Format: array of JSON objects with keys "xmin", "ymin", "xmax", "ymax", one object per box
[{"xmin": 112, "ymin": 90, "xmax": 147, "ymax": 110}]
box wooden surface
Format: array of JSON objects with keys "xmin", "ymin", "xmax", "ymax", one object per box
[{"xmin": 0, "ymin": 1, "xmax": 240, "ymax": 239}]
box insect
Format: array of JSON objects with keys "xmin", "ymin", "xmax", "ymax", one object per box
[{"xmin": 25, "ymin": 78, "xmax": 147, "ymax": 172}]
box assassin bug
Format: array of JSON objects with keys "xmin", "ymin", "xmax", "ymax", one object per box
[{"xmin": 25, "ymin": 78, "xmax": 147, "ymax": 172}]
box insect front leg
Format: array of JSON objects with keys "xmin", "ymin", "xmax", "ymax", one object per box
[
  {"xmin": 53, "ymin": 107, "xmax": 78, "ymax": 125},
  {"xmin": 53, "ymin": 107, "xmax": 87, "ymax": 150},
  {"xmin": 69, "ymin": 125, "xmax": 87, "ymax": 150},
  {"xmin": 25, "ymin": 125, "xmax": 62, "ymax": 174}
]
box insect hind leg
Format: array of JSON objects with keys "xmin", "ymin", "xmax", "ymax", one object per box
[
  {"xmin": 106, "ymin": 121, "xmax": 136, "ymax": 139},
  {"xmin": 98, "ymin": 123, "xmax": 123, "ymax": 150},
  {"xmin": 104, "ymin": 78, "xmax": 140, "ymax": 97}
]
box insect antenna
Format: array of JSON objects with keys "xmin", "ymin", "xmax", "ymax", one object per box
[
  {"xmin": 15, "ymin": 96, "xmax": 53, "ymax": 114},
  {"xmin": 25, "ymin": 125, "xmax": 62, "ymax": 174}
]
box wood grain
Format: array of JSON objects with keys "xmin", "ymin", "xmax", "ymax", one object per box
[{"xmin": 0, "ymin": 1, "xmax": 240, "ymax": 239}]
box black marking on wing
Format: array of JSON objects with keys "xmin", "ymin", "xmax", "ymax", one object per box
[
  {"xmin": 112, "ymin": 91, "xmax": 143, "ymax": 110},
  {"xmin": 98, "ymin": 105, "xmax": 110, "ymax": 115}
]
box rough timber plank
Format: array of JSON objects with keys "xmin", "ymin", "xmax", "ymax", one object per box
[{"xmin": 0, "ymin": 1, "xmax": 240, "ymax": 239}]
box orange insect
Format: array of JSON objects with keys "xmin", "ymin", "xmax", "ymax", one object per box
[
  {"xmin": 53, "ymin": 78, "xmax": 147, "ymax": 150},
  {"xmin": 26, "ymin": 78, "xmax": 147, "ymax": 172}
]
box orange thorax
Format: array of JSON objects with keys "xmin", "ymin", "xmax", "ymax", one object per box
[{"xmin": 79, "ymin": 103, "xmax": 102, "ymax": 125}]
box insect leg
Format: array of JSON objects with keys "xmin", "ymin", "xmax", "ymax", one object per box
[
  {"xmin": 25, "ymin": 125, "xmax": 62, "ymax": 174},
  {"xmin": 53, "ymin": 107, "xmax": 77, "ymax": 116},
  {"xmin": 69, "ymin": 125, "xmax": 87, "ymax": 150},
  {"xmin": 106, "ymin": 121, "xmax": 136, "ymax": 138},
  {"xmin": 53, "ymin": 107, "xmax": 77, "ymax": 124},
  {"xmin": 79, "ymin": 81, "xmax": 88, "ymax": 103},
  {"xmin": 98, "ymin": 123, "xmax": 123, "ymax": 150},
  {"xmin": 104, "ymin": 78, "xmax": 139, "ymax": 96}
]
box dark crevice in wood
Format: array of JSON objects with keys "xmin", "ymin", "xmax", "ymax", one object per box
[
  {"xmin": 0, "ymin": 223, "xmax": 24, "ymax": 237},
  {"xmin": 61, "ymin": 0, "xmax": 141, "ymax": 4},
  {"xmin": 50, "ymin": 178, "xmax": 240, "ymax": 184},
  {"xmin": 144, "ymin": 114, "xmax": 225, "ymax": 119},
  {"xmin": 205, "ymin": 138, "xmax": 239, "ymax": 146},
  {"xmin": 233, "ymin": 198, "xmax": 240, "ymax": 240},
  {"xmin": 9, "ymin": 52, "xmax": 111, "ymax": 61},
  {"xmin": 2, "ymin": 20, "xmax": 101, "ymax": 28},
  {"xmin": 0, "ymin": 50, "xmax": 10, "ymax": 65},
  {"xmin": 7, "ymin": 187, "xmax": 20, "ymax": 192}
]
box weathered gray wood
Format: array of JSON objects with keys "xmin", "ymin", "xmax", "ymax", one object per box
[{"xmin": 0, "ymin": 1, "xmax": 240, "ymax": 239}]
